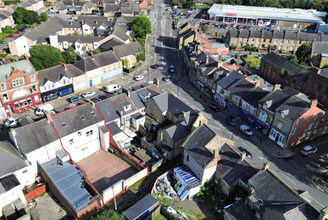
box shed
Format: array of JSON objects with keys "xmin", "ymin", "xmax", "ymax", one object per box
[{"xmin": 124, "ymin": 194, "xmax": 159, "ymax": 220}]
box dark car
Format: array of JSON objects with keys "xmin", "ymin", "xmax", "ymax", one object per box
[
  {"xmin": 227, "ymin": 116, "xmax": 236, "ymax": 126},
  {"xmin": 0, "ymin": 40, "xmax": 6, "ymax": 44},
  {"xmin": 209, "ymin": 103, "xmax": 220, "ymax": 112},
  {"xmin": 151, "ymin": 64, "xmax": 159, "ymax": 69},
  {"xmin": 238, "ymin": 147, "xmax": 253, "ymax": 158}
]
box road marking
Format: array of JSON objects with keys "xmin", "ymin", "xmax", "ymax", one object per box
[
  {"xmin": 258, "ymin": 156, "xmax": 264, "ymax": 160},
  {"xmin": 309, "ymin": 196, "xmax": 324, "ymax": 208},
  {"xmin": 281, "ymin": 173, "xmax": 297, "ymax": 185}
]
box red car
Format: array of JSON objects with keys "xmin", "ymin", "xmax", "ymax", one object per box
[
  {"xmin": 15, "ymin": 30, "xmax": 21, "ymax": 34},
  {"xmin": 8, "ymin": 35, "xmax": 14, "ymax": 38}
]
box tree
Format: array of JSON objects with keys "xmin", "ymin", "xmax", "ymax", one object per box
[
  {"xmin": 122, "ymin": 58, "xmax": 129, "ymax": 69},
  {"xmin": 24, "ymin": 10, "xmax": 38, "ymax": 25},
  {"xmin": 13, "ymin": 7, "xmax": 26, "ymax": 24},
  {"xmin": 132, "ymin": 15, "xmax": 151, "ymax": 39},
  {"xmin": 295, "ymin": 43, "xmax": 311, "ymax": 64},
  {"xmin": 90, "ymin": 209, "xmax": 124, "ymax": 220},
  {"xmin": 200, "ymin": 24, "xmax": 209, "ymax": 32},
  {"xmin": 288, "ymin": 54, "xmax": 298, "ymax": 64},
  {"xmin": 280, "ymin": 68, "xmax": 286, "ymax": 76},
  {"xmin": 62, "ymin": 47, "xmax": 77, "ymax": 64},
  {"xmin": 311, "ymin": 0, "xmax": 325, "ymax": 10},
  {"xmin": 39, "ymin": 12, "xmax": 48, "ymax": 23},
  {"xmin": 29, "ymin": 45, "xmax": 65, "ymax": 70},
  {"xmin": 73, "ymin": 30, "xmax": 80, "ymax": 36}
]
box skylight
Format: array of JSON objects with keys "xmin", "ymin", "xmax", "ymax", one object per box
[
  {"xmin": 91, "ymin": 111, "xmax": 96, "ymax": 116},
  {"xmin": 62, "ymin": 123, "xmax": 66, "ymax": 127},
  {"xmin": 81, "ymin": 115, "xmax": 85, "ymax": 120}
]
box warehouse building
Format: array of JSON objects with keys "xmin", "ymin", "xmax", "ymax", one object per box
[{"xmin": 208, "ymin": 4, "xmax": 325, "ymax": 30}]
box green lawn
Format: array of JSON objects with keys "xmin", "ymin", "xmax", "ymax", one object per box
[
  {"xmin": 243, "ymin": 56, "xmax": 261, "ymax": 68},
  {"xmin": 129, "ymin": 178, "xmax": 145, "ymax": 190},
  {"xmin": 154, "ymin": 214, "xmax": 167, "ymax": 220}
]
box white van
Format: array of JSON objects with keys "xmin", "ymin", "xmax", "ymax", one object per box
[
  {"xmin": 105, "ymin": 84, "xmax": 121, "ymax": 93},
  {"xmin": 35, "ymin": 103, "xmax": 54, "ymax": 116}
]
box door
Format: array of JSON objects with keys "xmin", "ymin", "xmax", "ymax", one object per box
[{"xmin": 89, "ymin": 80, "xmax": 93, "ymax": 87}]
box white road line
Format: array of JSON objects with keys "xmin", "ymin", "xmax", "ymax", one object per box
[
  {"xmin": 258, "ymin": 156, "xmax": 264, "ymax": 160},
  {"xmin": 281, "ymin": 173, "xmax": 297, "ymax": 185},
  {"xmin": 309, "ymin": 196, "xmax": 324, "ymax": 208}
]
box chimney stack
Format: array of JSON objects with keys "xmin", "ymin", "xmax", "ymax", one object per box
[
  {"xmin": 45, "ymin": 110, "xmax": 52, "ymax": 123},
  {"xmin": 249, "ymin": 186, "xmax": 255, "ymax": 195},
  {"xmin": 274, "ymin": 84, "xmax": 281, "ymax": 91},
  {"xmin": 206, "ymin": 54, "xmax": 209, "ymax": 64},
  {"xmin": 241, "ymin": 152, "xmax": 246, "ymax": 161},
  {"xmin": 263, "ymin": 162, "xmax": 270, "ymax": 170},
  {"xmin": 24, "ymin": 55, "xmax": 29, "ymax": 61},
  {"xmin": 153, "ymin": 77, "xmax": 160, "ymax": 86},
  {"xmin": 311, "ymin": 99, "xmax": 318, "ymax": 109},
  {"xmin": 60, "ymin": 62, "xmax": 67, "ymax": 70},
  {"xmin": 319, "ymin": 206, "xmax": 328, "ymax": 220}
]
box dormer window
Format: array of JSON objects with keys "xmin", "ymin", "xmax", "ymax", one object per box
[
  {"xmin": 12, "ymin": 78, "xmax": 24, "ymax": 87},
  {"xmin": 121, "ymin": 101, "xmax": 131, "ymax": 111}
]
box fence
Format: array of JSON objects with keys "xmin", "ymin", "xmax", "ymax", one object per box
[{"xmin": 24, "ymin": 184, "xmax": 46, "ymax": 201}]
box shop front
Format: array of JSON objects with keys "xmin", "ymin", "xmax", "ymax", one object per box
[
  {"xmin": 214, "ymin": 93, "xmax": 226, "ymax": 107},
  {"xmin": 41, "ymin": 84, "xmax": 73, "ymax": 102},
  {"xmin": 240, "ymin": 109, "xmax": 269, "ymax": 133},
  {"xmin": 227, "ymin": 102, "xmax": 239, "ymax": 116},
  {"xmin": 4, "ymin": 93, "xmax": 42, "ymax": 115},
  {"xmin": 269, "ymin": 128, "xmax": 287, "ymax": 148},
  {"xmin": 196, "ymin": 81, "xmax": 204, "ymax": 92}
]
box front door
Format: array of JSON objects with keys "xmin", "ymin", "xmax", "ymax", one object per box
[{"xmin": 89, "ymin": 80, "xmax": 93, "ymax": 87}]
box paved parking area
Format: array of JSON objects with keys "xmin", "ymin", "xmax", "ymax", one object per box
[
  {"xmin": 30, "ymin": 192, "xmax": 71, "ymax": 220},
  {"xmin": 77, "ymin": 150, "xmax": 138, "ymax": 193}
]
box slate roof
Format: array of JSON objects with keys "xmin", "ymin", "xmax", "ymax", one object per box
[
  {"xmin": 130, "ymin": 84, "xmax": 162, "ymax": 109},
  {"xmin": 297, "ymin": 32, "xmax": 320, "ymax": 42},
  {"xmin": 216, "ymin": 70, "xmax": 244, "ymax": 89},
  {"xmin": 163, "ymin": 122, "xmax": 190, "ymax": 142},
  {"xmin": 58, "ymin": 35, "xmax": 105, "ymax": 43},
  {"xmin": 227, "ymin": 78, "xmax": 255, "ymax": 97},
  {"xmin": 38, "ymin": 64, "xmax": 84, "ymax": 86},
  {"xmin": 262, "ymin": 52, "xmax": 309, "ymax": 82},
  {"xmin": 95, "ymin": 98, "xmax": 120, "ymax": 123},
  {"xmin": 110, "ymin": 93, "xmax": 137, "ymax": 116},
  {"xmin": 261, "ymin": 30, "xmax": 273, "ymax": 39},
  {"xmin": 104, "ymin": 4, "xmax": 121, "ymax": 12},
  {"xmin": 229, "ymin": 29, "xmax": 238, "ymax": 38},
  {"xmin": 238, "ymin": 29, "xmax": 250, "ymax": 38},
  {"xmin": 11, "ymin": 119, "xmax": 58, "ymax": 154},
  {"xmin": 272, "ymin": 31, "xmax": 284, "ymax": 39},
  {"xmin": 124, "ymin": 194, "xmax": 158, "ymax": 220},
  {"xmin": 74, "ymin": 51, "xmax": 120, "ymax": 72},
  {"xmin": 249, "ymin": 30, "xmax": 261, "ymax": 38},
  {"xmin": 243, "ymin": 87, "xmax": 270, "ymax": 107},
  {"xmin": 223, "ymin": 159, "xmax": 258, "ymax": 186},
  {"xmin": 0, "ymin": 60, "xmax": 37, "ymax": 83},
  {"xmin": 108, "ymin": 121, "xmax": 121, "ymax": 136},
  {"xmin": 216, "ymin": 143, "xmax": 240, "ymax": 176},
  {"xmin": 152, "ymin": 92, "xmax": 168, "ymax": 112},
  {"xmin": 112, "ymin": 25, "xmax": 130, "ymax": 42},
  {"xmin": 184, "ymin": 125, "xmax": 216, "ymax": 168},
  {"xmin": 52, "ymin": 104, "xmax": 103, "ymax": 138},
  {"xmin": 312, "ymin": 42, "xmax": 328, "ymax": 54},
  {"xmin": 284, "ymin": 31, "xmax": 297, "ymax": 40},
  {"xmin": 224, "ymin": 200, "xmax": 257, "ymax": 220},
  {"xmin": 99, "ymin": 38, "xmax": 124, "ymax": 51},
  {"xmin": 259, "ymin": 89, "xmax": 292, "ymax": 111},
  {"xmin": 0, "ymin": 141, "xmax": 27, "ymax": 177},
  {"xmin": 112, "ymin": 42, "xmax": 142, "ymax": 58},
  {"xmin": 275, "ymin": 95, "xmax": 310, "ymax": 120}
]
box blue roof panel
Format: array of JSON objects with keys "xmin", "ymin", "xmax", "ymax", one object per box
[{"xmin": 174, "ymin": 165, "xmax": 200, "ymax": 186}]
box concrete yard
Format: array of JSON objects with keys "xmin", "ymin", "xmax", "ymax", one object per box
[{"xmin": 77, "ymin": 150, "xmax": 137, "ymax": 193}]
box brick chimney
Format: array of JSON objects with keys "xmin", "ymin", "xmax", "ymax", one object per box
[
  {"xmin": 24, "ymin": 55, "xmax": 29, "ymax": 61},
  {"xmin": 45, "ymin": 110, "xmax": 52, "ymax": 123},
  {"xmin": 317, "ymin": 69, "xmax": 322, "ymax": 75},
  {"xmin": 60, "ymin": 62, "xmax": 67, "ymax": 70},
  {"xmin": 241, "ymin": 152, "xmax": 246, "ymax": 161},
  {"xmin": 274, "ymin": 84, "xmax": 281, "ymax": 91},
  {"xmin": 263, "ymin": 162, "xmax": 270, "ymax": 170},
  {"xmin": 311, "ymin": 99, "xmax": 318, "ymax": 109}
]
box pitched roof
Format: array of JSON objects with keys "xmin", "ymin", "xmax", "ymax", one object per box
[
  {"xmin": 297, "ymin": 32, "xmax": 320, "ymax": 42},
  {"xmin": 0, "ymin": 141, "xmax": 27, "ymax": 177},
  {"xmin": 112, "ymin": 25, "xmax": 130, "ymax": 42},
  {"xmin": 272, "ymin": 31, "xmax": 284, "ymax": 39},
  {"xmin": 163, "ymin": 122, "xmax": 190, "ymax": 142},
  {"xmin": 38, "ymin": 64, "xmax": 84, "ymax": 86},
  {"xmin": 184, "ymin": 125, "xmax": 216, "ymax": 168},
  {"xmin": 124, "ymin": 194, "xmax": 158, "ymax": 220},
  {"xmin": 312, "ymin": 42, "xmax": 328, "ymax": 54},
  {"xmin": 262, "ymin": 52, "xmax": 309, "ymax": 82},
  {"xmin": 224, "ymin": 200, "xmax": 257, "ymax": 220},
  {"xmin": 243, "ymin": 87, "xmax": 270, "ymax": 107},
  {"xmin": 108, "ymin": 121, "xmax": 122, "ymax": 135},
  {"xmin": 99, "ymin": 38, "xmax": 125, "ymax": 51},
  {"xmin": 261, "ymin": 30, "xmax": 273, "ymax": 39},
  {"xmin": 249, "ymin": 30, "xmax": 261, "ymax": 38},
  {"xmin": 104, "ymin": 4, "xmax": 121, "ymax": 12},
  {"xmin": 227, "ymin": 78, "xmax": 255, "ymax": 96},
  {"xmin": 58, "ymin": 35, "xmax": 105, "ymax": 43},
  {"xmin": 112, "ymin": 42, "xmax": 142, "ymax": 58},
  {"xmin": 152, "ymin": 92, "xmax": 169, "ymax": 112},
  {"xmin": 238, "ymin": 29, "xmax": 250, "ymax": 38},
  {"xmin": 74, "ymin": 51, "xmax": 120, "ymax": 72},
  {"xmin": 284, "ymin": 31, "xmax": 297, "ymax": 40},
  {"xmin": 51, "ymin": 104, "xmax": 103, "ymax": 138},
  {"xmin": 275, "ymin": 95, "xmax": 310, "ymax": 120},
  {"xmin": 95, "ymin": 98, "xmax": 120, "ymax": 123},
  {"xmin": 216, "ymin": 70, "xmax": 244, "ymax": 89},
  {"xmin": 216, "ymin": 143, "xmax": 241, "ymax": 176},
  {"xmin": 228, "ymin": 29, "xmax": 238, "ymax": 38},
  {"xmin": 259, "ymin": 89, "xmax": 292, "ymax": 111},
  {"xmin": 110, "ymin": 93, "xmax": 137, "ymax": 115},
  {"xmin": 0, "ymin": 60, "xmax": 37, "ymax": 83}
]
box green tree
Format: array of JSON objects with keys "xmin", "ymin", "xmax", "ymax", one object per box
[
  {"xmin": 280, "ymin": 68, "xmax": 286, "ymax": 76},
  {"xmin": 62, "ymin": 47, "xmax": 77, "ymax": 64},
  {"xmin": 73, "ymin": 30, "xmax": 80, "ymax": 36},
  {"xmin": 200, "ymin": 24, "xmax": 209, "ymax": 32},
  {"xmin": 311, "ymin": 0, "xmax": 324, "ymax": 10},
  {"xmin": 295, "ymin": 43, "xmax": 311, "ymax": 64},
  {"xmin": 13, "ymin": 7, "xmax": 26, "ymax": 24},
  {"xmin": 29, "ymin": 45, "xmax": 65, "ymax": 70},
  {"xmin": 39, "ymin": 12, "xmax": 48, "ymax": 23},
  {"xmin": 132, "ymin": 15, "xmax": 151, "ymax": 39},
  {"xmin": 24, "ymin": 10, "xmax": 38, "ymax": 25},
  {"xmin": 90, "ymin": 209, "xmax": 124, "ymax": 220},
  {"xmin": 288, "ymin": 54, "xmax": 298, "ymax": 64},
  {"xmin": 122, "ymin": 58, "xmax": 129, "ymax": 69}
]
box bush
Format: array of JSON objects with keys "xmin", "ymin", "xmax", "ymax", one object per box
[{"xmin": 245, "ymin": 44, "xmax": 258, "ymax": 52}]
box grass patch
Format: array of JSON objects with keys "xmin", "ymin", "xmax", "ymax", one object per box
[
  {"xmin": 130, "ymin": 178, "xmax": 145, "ymax": 190},
  {"xmin": 242, "ymin": 56, "xmax": 261, "ymax": 68},
  {"xmin": 154, "ymin": 213, "xmax": 167, "ymax": 220}
]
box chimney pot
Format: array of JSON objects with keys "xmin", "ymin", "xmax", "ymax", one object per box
[
  {"xmin": 311, "ymin": 99, "xmax": 318, "ymax": 108},
  {"xmin": 45, "ymin": 110, "xmax": 52, "ymax": 123},
  {"xmin": 263, "ymin": 162, "xmax": 270, "ymax": 170},
  {"xmin": 241, "ymin": 152, "xmax": 246, "ymax": 160},
  {"xmin": 274, "ymin": 84, "xmax": 281, "ymax": 91},
  {"xmin": 24, "ymin": 55, "xmax": 29, "ymax": 61}
]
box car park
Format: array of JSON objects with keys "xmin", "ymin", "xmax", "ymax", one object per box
[
  {"xmin": 169, "ymin": 65, "xmax": 175, "ymax": 73},
  {"xmin": 81, "ymin": 91, "xmax": 96, "ymax": 98},
  {"xmin": 70, "ymin": 96, "xmax": 81, "ymax": 103},
  {"xmin": 300, "ymin": 145, "xmax": 317, "ymax": 156},
  {"xmin": 237, "ymin": 147, "xmax": 253, "ymax": 158},
  {"xmin": 240, "ymin": 124, "xmax": 253, "ymax": 136},
  {"xmin": 227, "ymin": 116, "xmax": 236, "ymax": 126},
  {"xmin": 134, "ymin": 75, "xmax": 144, "ymax": 81},
  {"xmin": 209, "ymin": 103, "xmax": 220, "ymax": 112}
]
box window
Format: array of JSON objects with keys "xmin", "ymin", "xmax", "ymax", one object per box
[
  {"xmin": 31, "ymin": 75, "xmax": 35, "ymax": 82},
  {"xmin": 32, "ymin": 85, "xmax": 36, "ymax": 91},
  {"xmin": 12, "ymin": 78, "xmax": 24, "ymax": 87},
  {"xmin": 277, "ymin": 122, "xmax": 283, "ymax": 129},
  {"xmin": 86, "ymin": 130, "xmax": 93, "ymax": 136},
  {"xmin": 69, "ymin": 139, "xmax": 74, "ymax": 145},
  {"xmin": 78, "ymin": 131, "xmax": 82, "ymax": 136},
  {"xmin": 249, "ymin": 106, "xmax": 256, "ymax": 115},
  {"xmin": 295, "ymin": 119, "xmax": 299, "ymax": 125},
  {"xmin": 186, "ymin": 154, "xmax": 189, "ymax": 162},
  {"xmin": 308, "ymin": 123, "xmax": 313, "ymax": 130},
  {"xmin": 62, "ymin": 122, "xmax": 66, "ymax": 127},
  {"xmin": 34, "ymin": 95, "xmax": 40, "ymax": 103},
  {"xmin": 63, "ymin": 79, "xmax": 66, "ymax": 85},
  {"xmin": 52, "ymin": 84, "xmax": 55, "ymax": 88},
  {"xmin": 3, "ymin": 94, "xmax": 8, "ymax": 101},
  {"xmin": 291, "ymin": 128, "xmax": 296, "ymax": 135},
  {"xmin": 15, "ymin": 102, "xmax": 19, "ymax": 109},
  {"xmin": 281, "ymin": 112, "xmax": 285, "ymax": 118},
  {"xmin": 22, "ymin": 169, "xmax": 28, "ymax": 174},
  {"xmin": 1, "ymin": 83, "xmax": 5, "ymax": 90},
  {"xmin": 27, "ymin": 98, "xmax": 32, "ymax": 105}
]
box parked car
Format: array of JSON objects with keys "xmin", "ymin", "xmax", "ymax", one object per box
[
  {"xmin": 35, "ymin": 103, "xmax": 54, "ymax": 116},
  {"xmin": 240, "ymin": 124, "xmax": 253, "ymax": 136},
  {"xmin": 300, "ymin": 145, "xmax": 317, "ymax": 156},
  {"xmin": 255, "ymin": 66, "xmax": 260, "ymax": 70},
  {"xmin": 257, "ymin": 55, "xmax": 262, "ymax": 59},
  {"xmin": 81, "ymin": 91, "xmax": 96, "ymax": 98},
  {"xmin": 238, "ymin": 147, "xmax": 253, "ymax": 158},
  {"xmin": 166, "ymin": 206, "xmax": 177, "ymax": 215},
  {"xmin": 0, "ymin": 40, "xmax": 6, "ymax": 44},
  {"xmin": 134, "ymin": 75, "xmax": 144, "ymax": 81},
  {"xmin": 209, "ymin": 103, "xmax": 220, "ymax": 112},
  {"xmin": 163, "ymin": 75, "xmax": 171, "ymax": 82},
  {"xmin": 4, "ymin": 117, "xmax": 17, "ymax": 128},
  {"xmin": 15, "ymin": 30, "xmax": 21, "ymax": 34},
  {"xmin": 70, "ymin": 96, "xmax": 81, "ymax": 103},
  {"xmin": 227, "ymin": 116, "xmax": 236, "ymax": 126},
  {"xmin": 105, "ymin": 84, "xmax": 121, "ymax": 93},
  {"xmin": 169, "ymin": 65, "xmax": 175, "ymax": 73},
  {"xmin": 151, "ymin": 64, "xmax": 159, "ymax": 69},
  {"xmin": 8, "ymin": 35, "xmax": 14, "ymax": 38}
]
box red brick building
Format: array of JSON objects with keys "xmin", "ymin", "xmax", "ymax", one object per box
[
  {"xmin": 0, "ymin": 60, "xmax": 42, "ymax": 116},
  {"xmin": 196, "ymin": 34, "xmax": 229, "ymax": 57},
  {"xmin": 260, "ymin": 52, "xmax": 328, "ymax": 108}
]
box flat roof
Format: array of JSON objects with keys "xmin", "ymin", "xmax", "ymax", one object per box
[
  {"xmin": 208, "ymin": 4, "xmax": 323, "ymax": 23},
  {"xmin": 124, "ymin": 194, "xmax": 159, "ymax": 220}
]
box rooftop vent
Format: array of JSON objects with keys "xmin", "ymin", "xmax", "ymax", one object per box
[
  {"xmin": 62, "ymin": 122, "xmax": 66, "ymax": 127},
  {"xmin": 81, "ymin": 115, "xmax": 85, "ymax": 120}
]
